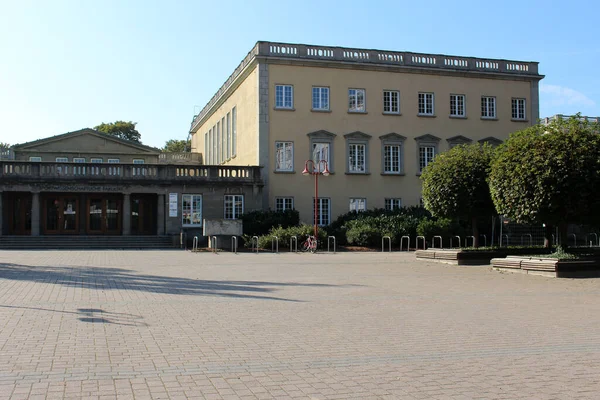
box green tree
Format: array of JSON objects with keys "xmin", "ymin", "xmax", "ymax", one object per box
[
  {"xmin": 162, "ymin": 139, "xmax": 190, "ymax": 152},
  {"xmin": 420, "ymin": 143, "xmax": 495, "ymax": 247},
  {"xmin": 489, "ymin": 115, "xmax": 600, "ymax": 248},
  {"xmin": 94, "ymin": 121, "xmax": 141, "ymax": 143},
  {"xmin": 0, "ymin": 142, "xmax": 10, "ymax": 149}
]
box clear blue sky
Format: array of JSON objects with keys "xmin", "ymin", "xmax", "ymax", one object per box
[{"xmin": 1, "ymin": 0, "xmax": 598, "ymax": 149}]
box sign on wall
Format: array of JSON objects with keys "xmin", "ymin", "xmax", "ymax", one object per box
[{"xmin": 169, "ymin": 193, "xmax": 178, "ymax": 217}]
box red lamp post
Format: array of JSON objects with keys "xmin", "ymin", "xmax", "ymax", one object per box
[{"xmin": 302, "ymin": 159, "xmax": 330, "ymax": 239}]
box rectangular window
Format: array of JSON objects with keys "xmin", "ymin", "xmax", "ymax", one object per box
[
  {"xmin": 349, "ymin": 198, "xmax": 367, "ymax": 212},
  {"xmin": 90, "ymin": 158, "xmax": 103, "ymax": 163},
  {"xmin": 224, "ymin": 195, "xmax": 244, "ymax": 219},
  {"xmin": 384, "ymin": 144, "xmax": 402, "ymax": 173},
  {"xmin": 213, "ymin": 125, "xmax": 217, "ymax": 164},
  {"xmin": 275, "ymin": 197, "xmax": 294, "ymax": 212},
  {"xmin": 312, "ymin": 142, "xmax": 330, "ymax": 171},
  {"xmin": 512, "ymin": 98, "xmax": 526, "ymax": 120},
  {"xmin": 450, "ymin": 94, "xmax": 465, "ymax": 117},
  {"xmin": 418, "ymin": 93, "xmax": 434, "ymax": 115},
  {"xmin": 204, "ymin": 132, "xmax": 208, "ymax": 164},
  {"xmin": 385, "ymin": 198, "xmax": 402, "ymax": 211},
  {"xmin": 29, "ymin": 156, "xmax": 41, "ymax": 162},
  {"xmin": 232, "ymin": 107, "xmax": 237, "ymax": 157},
  {"xmin": 217, "ymin": 121, "xmax": 221, "ymax": 164},
  {"xmin": 182, "ymin": 194, "xmax": 202, "ymax": 226},
  {"xmin": 312, "ymin": 87, "xmax": 330, "ymax": 110},
  {"xmin": 73, "ymin": 158, "xmax": 85, "ymax": 163},
  {"xmin": 348, "ymin": 89, "xmax": 366, "ymax": 112},
  {"xmin": 419, "ymin": 146, "xmax": 435, "ymax": 172},
  {"xmin": 313, "ymin": 198, "xmax": 330, "ymax": 226},
  {"xmin": 383, "ymin": 90, "xmax": 400, "ymax": 114},
  {"xmin": 481, "ymin": 96, "xmax": 496, "ymax": 118},
  {"xmin": 55, "ymin": 157, "xmax": 68, "ymax": 162},
  {"xmin": 275, "ymin": 141, "xmax": 293, "ymax": 171},
  {"xmin": 275, "ymin": 85, "xmax": 293, "ymax": 109},
  {"xmin": 348, "ymin": 144, "xmax": 366, "ymax": 173},
  {"xmin": 108, "ymin": 158, "xmax": 120, "ymax": 163},
  {"xmin": 226, "ymin": 112, "xmax": 231, "ymax": 160},
  {"xmin": 221, "ymin": 117, "xmax": 226, "ymax": 162},
  {"xmin": 133, "ymin": 159, "xmax": 145, "ymax": 164}
]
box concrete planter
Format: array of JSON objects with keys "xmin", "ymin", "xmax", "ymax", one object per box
[
  {"xmin": 416, "ymin": 248, "xmax": 551, "ymax": 266},
  {"xmin": 491, "ymin": 256, "xmax": 600, "ymax": 278}
]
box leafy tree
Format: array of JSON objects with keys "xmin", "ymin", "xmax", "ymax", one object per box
[
  {"xmin": 162, "ymin": 139, "xmax": 190, "ymax": 153},
  {"xmin": 420, "ymin": 143, "xmax": 495, "ymax": 247},
  {"xmin": 488, "ymin": 115, "xmax": 600, "ymax": 248},
  {"xmin": 0, "ymin": 142, "xmax": 10, "ymax": 150},
  {"xmin": 94, "ymin": 121, "xmax": 141, "ymax": 143}
]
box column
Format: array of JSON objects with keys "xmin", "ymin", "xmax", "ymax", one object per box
[
  {"xmin": 122, "ymin": 193, "xmax": 131, "ymax": 235},
  {"xmin": 157, "ymin": 194, "xmax": 165, "ymax": 235},
  {"xmin": 0, "ymin": 193, "xmax": 3, "ymax": 236},
  {"xmin": 31, "ymin": 192, "xmax": 40, "ymax": 236}
]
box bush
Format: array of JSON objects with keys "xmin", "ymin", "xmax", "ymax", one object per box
[
  {"xmin": 416, "ymin": 218, "xmax": 467, "ymax": 246},
  {"xmin": 243, "ymin": 224, "xmax": 329, "ymax": 250},
  {"xmin": 241, "ymin": 209, "xmax": 300, "ymax": 236}
]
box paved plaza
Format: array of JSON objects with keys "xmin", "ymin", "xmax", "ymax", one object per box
[{"xmin": 1, "ymin": 250, "xmax": 600, "ymax": 399}]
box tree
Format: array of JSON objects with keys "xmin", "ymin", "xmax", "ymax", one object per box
[
  {"xmin": 162, "ymin": 139, "xmax": 190, "ymax": 153},
  {"xmin": 94, "ymin": 121, "xmax": 141, "ymax": 143},
  {"xmin": 420, "ymin": 143, "xmax": 495, "ymax": 247},
  {"xmin": 488, "ymin": 115, "xmax": 600, "ymax": 248}
]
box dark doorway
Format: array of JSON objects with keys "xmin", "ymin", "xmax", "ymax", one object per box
[
  {"xmin": 131, "ymin": 194, "xmax": 156, "ymax": 235},
  {"xmin": 42, "ymin": 195, "xmax": 79, "ymax": 234},
  {"xmin": 86, "ymin": 196, "xmax": 122, "ymax": 235},
  {"xmin": 6, "ymin": 193, "xmax": 32, "ymax": 235}
]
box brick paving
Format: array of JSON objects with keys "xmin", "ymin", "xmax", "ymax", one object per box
[{"xmin": 1, "ymin": 250, "xmax": 600, "ymax": 399}]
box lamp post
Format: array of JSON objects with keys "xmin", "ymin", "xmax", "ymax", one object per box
[{"xmin": 302, "ymin": 159, "xmax": 330, "ymax": 239}]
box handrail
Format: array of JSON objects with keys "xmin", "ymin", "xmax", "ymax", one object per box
[
  {"xmin": 290, "ymin": 236, "xmax": 298, "ymax": 252},
  {"xmin": 432, "ymin": 236, "xmax": 443, "ymax": 249},
  {"xmin": 480, "ymin": 234, "xmax": 487, "ymax": 247},
  {"xmin": 328, "ymin": 236, "xmax": 336, "ymax": 253},
  {"xmin": 231, "ymin": 236, "xmax": 238, "ymax": 254},
  {"xmin": 400, "ymin": 236, "xmax": 410, "ymax": 251},
  {"xmin": 416, "ymin": 236, "xmax": 426, "ymax": 250},
  {"xmin": 521, "ymin": 234, "xmax": 533, "ymax": 247},
  {"xmin": 382, "ymin": 236, "xmax": 392, "ymax": 252},
  {"xmin": 271, "ymin": 236, "xmax": 279, "ymax": 253},
  {"xmin": 210, "ymin": 236, "xmax": 218, "ymax": 253},
  {"xmin": 193, "ymin": 236, "xmax": 199, "ymax": 252},
  {"xmin": 251, "ymin": 236, "xmax": 259, "ymax": 254}
]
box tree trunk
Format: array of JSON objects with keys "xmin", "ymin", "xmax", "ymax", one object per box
[
  {"xmin": 543, "ymin": 223, "xmax": 554, "ymax": 249},
  {"xmin": 472, "ymin": 216, "xmax": 480, "ymax": 248}
]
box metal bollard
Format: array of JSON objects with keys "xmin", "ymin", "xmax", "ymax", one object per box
[
  {"xmin": 271, "ymin": 236, "xmax": 279, "ymax": 253},
  {"xmin": 416, "ymin": 236, "xmax": 426, "ymax": 250},
  {"xmin": 328, "ymin": 236, "xmax": 336, "ymax": 253},
  {"xmin": 290, "ymin": 236, "xmax": 298, "ymax": 252},
  {"xmin": 400, "ymin": 236, "xmax": 410, "ymax": 251},
  {"xmin": 193, "ymin": 236, "xmax": 199, "ymax": 252},
  {"xmin": 251, "ymin": 236, "xmax": 259, "ymax": 253},
  {"xmin": 210, "ymin": 236, "xmax": 218, "ymax": 253},
  {"xmin": 382, "ymin": 236, "xmax": 391, "ymax": 252},
  {"xmin": 433, "ymin": 236, "xmax": 443, "ymax": 249},
  {"xmin": 231, "ymin": 236, "xmax": 238, "ymax": 254}
]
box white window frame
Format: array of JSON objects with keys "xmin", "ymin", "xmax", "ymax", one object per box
[
  {"xmin": 275, "ymin": 197, "xmax": 294, "ymax": 212},
  {"xmin": 450, "ymin": 94, "xmax": 466, "ymax": 117},
  {"xmin": 90, "ymin": 158, "xmax": 103, "ymax": 163},
  {"xmin": 275, "ymin": 141, "xmax": 294, "ymax": 172},
  {"xmin": 224, "ymin": 195, "xmax": 244, "ymax": 219},
  {"xmin": 349, "ymin": 198, "xmax": 367, "ymax": 212},
  {"xmin": 385, "ymin": 198, "xmax": 402, "ymax": 211},
  {"xmin": 348, "ymin": 143, "xmax": 366, "ymax": 173},
  {"xmin": 107, "ymin": 158, "xmax": 120, "ymax": 164},
  {"xmin": 29, "ymin": 156, "xmax": 41, "ymax": 162},
  {"xmin": 275, "ymin": 84, "xmax": 294, "ymax": 109},
  {"xmin": 313, "ymin": 198, "xmax": 331, "ymax": 226},
  {"xmin": 383, "ymin": 143, "xmax": 402, "ymax": 174},
  {"xmin": 418, "ymin": 92, "xmax": 434, "ymax": 116},
  {"xmin": 481, "ymin": 96, "xmax": 496, "ymax": 119},
  {"xmin": 312, "ymin": 87, "xmax": 330, "ymax": 111},
  {"xmin": 232, "ymin": 107, "xmax": 237, "ymax": 157},
  {"xmin": 348, "ymin": 88, "xmax": 366, "ymax": 113},
  {"xmin": 133, "ymin": 159, "xmax": 145, "ymax": 164},
  {"xmin": 73, "ymin": 157, "xmax": 86, "ymax": 163},
  {"xmin": 419, "ymin": 146, "xmax": 435, "ymax": 173},
  {"xmin": 55, "ymin": 157, "xmax": 68, "ymax": 162},
  {"xmin": 226, "ymin": 112, "xmax": 231, "ymax": 160},
  {"xmin": 383, "ymin": 90, "xmax": 400, "ymax": 114},
  {"xmin": 512, "ymin": 98, "xmax": 526, "ymax": 120},
  {"xmin": 182, "ymin": 194, "xmax": 203, "ymax": 227}
]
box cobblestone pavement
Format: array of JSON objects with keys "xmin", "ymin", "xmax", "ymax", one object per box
[{"xmin": 1, "ymin": 250, "xmax": 600, "ymax": 399}]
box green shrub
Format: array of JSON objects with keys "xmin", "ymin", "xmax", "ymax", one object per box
[
  {"xmin": 243, "ymin": 224, "xmax": 328, "ymax": 250},
  {"xmin": 342, "ymin": 213, "xmax": 422, "ymax": 247},
  {"xmin": 241, "ymin": 209, "xmax": 300, "ymax": 236}
]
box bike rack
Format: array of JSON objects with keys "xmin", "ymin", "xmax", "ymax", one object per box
[
  {"xmin": 382, "ymin": 236, "xmax": 391, "ymax": 252},
  {"xmin": 251, "ymin": 236, "xmax": 259, "ymax": 254},
  {"xmin": 328, "ymin": 236, "xmax": 336, "ymax": 253},
  {"xmin": 416, "ymin": 236, "xmax": 426, "ymax": 250},
  {"xmin": 449, "ymin": 236, "xmax": 461, "ymax": 248},
  {"xmin": 400, "ymin": 236, "xmax": 410, "ymax": 251},
  {"xmin": 521, "ymin": 234, "xmax": 532, "ymax": 247},
  {"xmin": 480, "ymin": 234, "xmax": 487, "ymax": 247},
  {"xmin": 501, "ymin": 234, "xmax": 509, "ymax": 247},
  {"xmin": 465, "ymin": 236, "xmax": 474, "ymax": 247},
  {"xmin": 193, "ymin": 236, "xmax": 199, "ymax": 252},
  {"xmin": 231, "ymin": 236, "xmax": 238, "ymax": 254},
  {"xmin": 290, "ymin": 236, "xmax": 298, "ymax": 252},
  {"xmin": 272, "ymin": 236, "xmax": 279, "ymax": 253},
  {"xmin": 570, "ymin": 233, "xmax": 577, "ymax": 247},
  {"xmin": 210, "ymin": 236, "xmax": 218, "ymax": 253},
  {"xmin": 180, "ymin": 230, "xmax": 187, "ymax": 250},
  {"xmin": 587, "ymin": 233, "xmax": 599, "ymax": 247},
  {"xmin": 432, "ymin": 236, "xmax": 442, "ymax": 249}
]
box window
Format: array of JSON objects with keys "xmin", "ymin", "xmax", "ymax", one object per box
[
  {"xmin": 418, "ymin": 92, "xmax": 434, "ymax": 115},
  {"xmin": 133, "ymin": 159, "xmax": 145, "ymax": 164},
  {"xmin": 312, "ymin": 87, "xmax": 330, "ymax": 111},
  {"xmin": 207, "ymin": 128, "xmax": 212, "ymax": 164},
  {"xmin": 450, "ymin": 94, "xmax": 465, "ymax": 117},
  {"xmin": 217, "ymin": 121, "xmax": 221, "ymax": 164},
  {"xmin": 383, "ymin": 90, "xmax": 400, "ymax": 114},
  {"xmin": 348, "ymin": 89, "xmax": 366, "ymax": 112},
  {"xmin": 275, "ymin": 141, "xmax": 293, "ymax": 172},
  {"xmin": 275, "ymin": 85, "xmax": 293, "ymax": 109},
  {"xmin": 308, "ymin": 130, "xmax": 336, "ymax": 173},
  {"xmin": 313, "ymin": 143, "xmax": 329, "ymax": 171},
  {"xmin": 212, "ymin": 124, "xmax": 217, "ymax": 163},
  {"xmin": 204, "ymin": 132, "xmax": 208, "ymax": 164},
  {"xmin": 182, "ymin": 194, "xmax": 202, "ymax": 226},
  {"xmin": 90, "ymin": 158, "xmax": 103, "ymax": 163},
  {"xmin": 419, "ymin": 146, "xmax": 435, "ymax": 172},
  {"xmin": 313, "ymin": 198, "xmax": 330, "ymax": 226},
  {"xmin": 221, "ymin": 117, "xmax": 226, "ymax": 162},
  {"xmin": 226, "ymin": 112, "xmax": 231, "ymax": 160},
  {"xmin": 275, "ymin": 197, "xmax": 294, "ymax": 212},
  {"xmin": 73, "ymin": 158, "xmax": 85, "ymax": 163},
  {"xmin": 56, "ymin": 157, "xmax": 68, "ymax": 162},
  {"xmin": 224, "ymin": 195, "xmax": 244, "ymax": 219},
  {"xmin": 481, "ymin": 96, "xmax": 496, "ymax": 118},
  {"xmin": 29, "ymin": 157, "xmax": 41, "ymax": 162},
  {"xmin": 512, "ymin": 98, "xmax": 526, "ymax": 120},
  {"xmin": 348, "ymin": 144, "xmax": 366, "ymax": 173},
  {"xmin": 415, "ymin": 134, "xmax": 440, "ymax": 174},
  {"xmin": 108, "ymin": 158, "xmax": 120, "ymax": 163},
  {"xmin": 232, "ymin": 107, "xmax": 237, "ymax": 157},
  {"xmin": 385, "ymin": 198, "xmax": 402, "ymax": 211},
  {"xmin": 384, "ymin": 144, "xmax": 402, "ymax": 173},
  {"xmin": 349, "ymin": 198, "xmax": 367, "ymax": 212}
]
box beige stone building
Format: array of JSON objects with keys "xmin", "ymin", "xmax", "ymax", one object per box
[{"xmin": 189, "ymin": 41, "xmax": 544, "ymax": 225}]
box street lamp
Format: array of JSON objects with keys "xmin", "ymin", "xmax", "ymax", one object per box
[{"xmin": 302, "ymin": 159, "xmax": 330, "ymax": 239}]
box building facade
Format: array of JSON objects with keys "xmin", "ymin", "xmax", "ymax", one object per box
[
  {"xmin": 0, "ymin": 129, "xmax": 263, "ymax": 239},
  {"xmin": 189, "ymin": 41, "xmax": 544, "ymax": 225}
]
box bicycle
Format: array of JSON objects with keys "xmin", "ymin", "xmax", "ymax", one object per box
[{"xmin": 301, "ymin": 235, "xmax": 318, "ymax": 253}]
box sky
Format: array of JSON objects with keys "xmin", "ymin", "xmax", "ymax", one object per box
[{"xmin": 0, "ymin": 0, "xmax": 598, "ymax": 149}]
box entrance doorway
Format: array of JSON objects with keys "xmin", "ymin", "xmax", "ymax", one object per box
[
  {"xmin": 87, "ymin": 196, "xmax": 122, "ymax": 234},
  {"xmin": 131, "ymin": 195, "xmax": 156, "ymax": 235},
  {"xmin": 42, "ymin": 195, "xmax": 79, "ymax": 234},
  {"xmin": 6, "ymin": 193, "xmax": 32, "ymax": 235}
]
